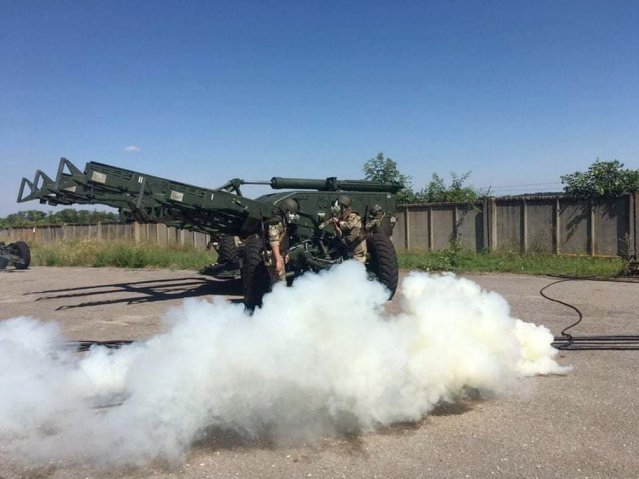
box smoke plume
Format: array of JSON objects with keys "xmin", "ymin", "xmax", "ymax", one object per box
[{"xmin": 0, "ymin": 262, "xmax": 569, "ymax": 465}]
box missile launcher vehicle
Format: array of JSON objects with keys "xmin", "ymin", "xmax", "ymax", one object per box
[{"xmin": 18, "ymin": 158, "xmax": 402, "ymax": 309}]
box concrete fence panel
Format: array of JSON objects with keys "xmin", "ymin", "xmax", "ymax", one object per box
[
  {"xmin": 394, "ymin": 193, "xmax": 636, "ymax": 257},
  {"xmin": 408, "ymin": 205, "xmax": 431, "ymax": 250},
  {"xmin": 592, "ymin": 197, "xmax": 631, "ymax": 257},
  {"xmin": 559, "ymin": 199, "xmax": 590, "ymax": 255},
  {"xmin": 456, "ymin": 205, "xmax": 484, "ymax": 253},
  {"xmin": 495, "ymin": 200, "xmax": 523, "ymax": 253},
  {"xmin": 1, "ymin": 193, "xmax": 637, "ymax": 258},
  {"xmin": 525, "ymin": 200, "xmax": 555, "ymax": 254}
]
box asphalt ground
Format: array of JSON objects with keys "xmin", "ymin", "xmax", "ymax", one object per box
[{"xmin": 1, "ymin": 267, "xmax": 638, "ymax": 479}]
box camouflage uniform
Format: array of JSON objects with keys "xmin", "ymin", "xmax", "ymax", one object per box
[
  {"xmin": 365, "ymin": 215, "xmax": 383, "ymax": 234},
  {"xmin": 267, "ymin": 217, "xmax": 287, "ymax": 281},
  {"xmin": 336, "ymin": 211, "xmax": 367, "ymax": 263},
  {"xmin": 365, "ymin": 206, "xmax": 386, "ymax": 235}
]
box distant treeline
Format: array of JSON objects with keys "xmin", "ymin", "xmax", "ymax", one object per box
[{"xmin": 0, "ymin": 209, "xmax": 119, "ymax": 228}]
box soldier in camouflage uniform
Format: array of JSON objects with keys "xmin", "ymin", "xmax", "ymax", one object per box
[
  {"xmin": 365, "ymin": 204, "xmax": 385, "ymax": 234},
  {"xmin": 329, "ymin": 194, "xmax": 367, "ymax": 263},
  {"xmin": 267, "ymin": 197, "xmax": 299, "ymax": 281}
]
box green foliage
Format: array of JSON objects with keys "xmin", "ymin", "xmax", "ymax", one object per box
[
  {"xmin": 30, "ymin": 239, "xmax": 216, "ymax": 269},
  {"xmin": 398, "ymin": 250, "xmax": 623, "ymax": 277},
  {"xmin": 27, "ymin": 239, "xmax": 623, "ymax": 277},
  {"xmin": 418, "ymin": 171, "xmax": 485, "ymax": 203},
  {"xmin": 362, "ymin": 153, "xmax": 417, "ymax": 204},
  {"xmin": 561, "ymin": 159, "xmax": 639, "ymax": 198},
  {"xmin": 0, "ymin": 209, "xmax": 118, "ymax": 228}
]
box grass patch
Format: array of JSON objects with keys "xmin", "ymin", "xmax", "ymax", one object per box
[
  {"xmin": 29, "ymin": 239, "xmax": 626, "ymax": 277},
  {"xmin": 31, "ymin": 239, "xmax": 217, "ymax": 270},
  {"xmin": 399, "ymin": 248, "xmax": 624, "ymax": 277}
]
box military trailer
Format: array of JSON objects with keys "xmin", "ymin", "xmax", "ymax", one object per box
[{"xmin": 18, "ymin": 158, "xmax": 402, "ymax": 309}]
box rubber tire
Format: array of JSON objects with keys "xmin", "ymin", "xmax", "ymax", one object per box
[
  {"xmin": 241, "ymin": 237, "xmax": 272, "ymax": 311},
  {"xmin": 217, "ymin": 235, "xmax": 239, "ymax": 267},
  {"xmin": 366, "ymin": 233, "xmax": 399, "ymax": 299},
  {"xmin": 12, "ymin": 241, "xmax": 31, "ymax": 270}
]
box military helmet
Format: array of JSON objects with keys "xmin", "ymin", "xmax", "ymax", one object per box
[
  {"xmin": 337, "ymin": 194, "xmax": 352, "ymax": 208},
  {"xmin": 280, "ymin": 198, "xmax": 299, "ymax": 214},
  {"xmin": 369, "ymin": 204, "xmax": 383, "ymax": 216}
]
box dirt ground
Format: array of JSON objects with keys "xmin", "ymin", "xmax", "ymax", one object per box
[{"xmin": 1, "ymin": 267, "xmax": 638, "ymax": 479}]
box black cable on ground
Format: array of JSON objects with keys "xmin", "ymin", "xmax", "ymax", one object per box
[
  {"xmin": 64, "ymin": 275, "xmax": 639, "ymax": 352},
  {"xmin": 541, "ymin": 276, "xmax": 639, "ymax": 351}
]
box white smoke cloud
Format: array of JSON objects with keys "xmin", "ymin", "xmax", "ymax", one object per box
[
  {"xmin": 0, "ymin": 263, "xmax": 570, "ymax": 466},
  {"xmin": 124, "ymin": 145, "xmax": 141, "ymax": 153}
]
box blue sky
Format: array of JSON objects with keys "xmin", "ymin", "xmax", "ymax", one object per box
[{"xmin": 1, "ymin": 0, "xmax": 638, "ymax": 216}]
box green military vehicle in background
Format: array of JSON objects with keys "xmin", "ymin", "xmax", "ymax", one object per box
[{"xmin": 19, "ymin": 158, "xmax": 402, "ymax": 309}]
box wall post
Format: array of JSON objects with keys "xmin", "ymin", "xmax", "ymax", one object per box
[
  {"xmin": 404, "ymin": 207, "xmax": 410, "ymax": 251},
  {"xmin": 453, "ymin": 205, "xmax": 459, "ymax": 245},
  {"xmin": 629, "ymin": 193, "xmax": 636, "ymax": 258},
  {"xmin": 490, "ymin": 198, "xmax": 497, "ymax": 251},
  {"xmin": 482, "ymin": 199, "xmax": 489, "ymax": 252},
  {"xmin": 589, "ymin": 199, "xmax": 596, "ymax": 256},
  {"xmin": 133, "ymin": 222, "xmax": 140, "ymax": 243},
  {"xmin": 428, "ymin": 207, "xmax": 434, "ymax": 251},
  {"xmin": 521, "ymin": 199, "xmax": 528, "ymax": 253},
  {"xmin": 554, "ymin": 197, "xmax": 560, "ymax": 254}
]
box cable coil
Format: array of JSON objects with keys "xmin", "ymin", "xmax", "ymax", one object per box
[{"xmin": 542, "ymin": 277, "xmax": 639, "ymax": 351}]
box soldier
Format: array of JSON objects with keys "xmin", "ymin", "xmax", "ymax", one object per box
[
  {"xmin": 329, "ymin": 194, "xmax": 367, "ymax": 263},
  {"xmin": 267, "ymin": 197, "xmax": 299, "ymax": 281},
  {"xmin": 366, "ymin": 204, "xmax": 385, "ymax": 234}
]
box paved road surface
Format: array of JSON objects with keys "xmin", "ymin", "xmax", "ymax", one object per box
[{"xmin": 1, "ymin": 267, "xmax": 638, "ymax": 479}]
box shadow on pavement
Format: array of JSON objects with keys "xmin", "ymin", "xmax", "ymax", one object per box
[{"xmin": 25, "ymin": 276, "xmax": 243, "ymax": 310}]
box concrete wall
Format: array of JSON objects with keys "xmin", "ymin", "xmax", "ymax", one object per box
[
  {"xmin": 0, "ymin": 222, "xmax": 211, "ymax": 249},
  {"xmin": 2, "ymin": 193, "xmax": 637, "ymax": 257},
  {"xmin": 392, "ymin": 193, "xmax": 637, "ymax": 257}
]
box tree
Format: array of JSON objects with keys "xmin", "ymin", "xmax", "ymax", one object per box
[
  {"xmin": 561, "ymin": 160, "xmax": 639, "ymax": 198},
  {"xmin": 362, "ymin": 153, "xmax": 416, "ymax": 204},
  {"xmin": 0, "ymin": 209, "xmax": 118, "ymax": 228},
  {"xmin": 418, "ymin": 171, "xmax": 485, "ymax": 203},
  {"xmin": 1, "ymin": 210, "xmax": 47, "ymax": 227},
  {"xmin": 59, "ymin": 209, "xmax": 80, "ymax": 224}
]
